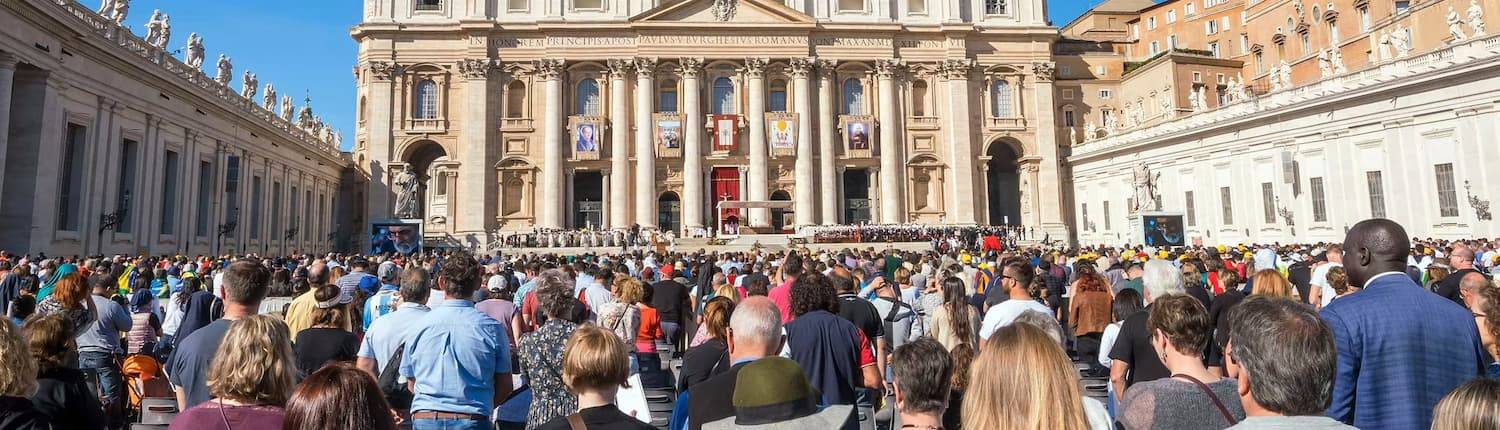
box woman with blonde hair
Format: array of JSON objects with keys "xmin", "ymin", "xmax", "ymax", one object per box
[
  {"xmin": 538, "ymin": 324, "xmax": 654, "ymax": 429},
  {"xmin": 963, "ymin": 322, "xmax": 1110, "ymax": 430},
  {"xmin": 0, "ymin": 319, "xmax": 45, "ymax": 429},
  {"xmin": 169, "ymin": 315, "xmax": 296, "ymax": 429},
  {"xmin": 1250, "ymin": 269, "xmax": 1295, "ymax": 298},
  {"xmin": 598, "ymin": 277, "xmax": 643, "ymax": 373},
  {"xmin": 1431, "ymin": 378, "xmax": 1500, "ymax": 430}
]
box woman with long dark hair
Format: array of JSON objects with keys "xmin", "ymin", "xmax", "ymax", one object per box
[
  {"xmin": 173, "ymin": 277, "xmax": 219, "ymax": 347},
  {"xmin": 282, "ymin": 362, "xmax": 397, "ymax": 430},
  {"xmin": 928, "ymin": 276, "xmax": 979, "ymax": 351}
]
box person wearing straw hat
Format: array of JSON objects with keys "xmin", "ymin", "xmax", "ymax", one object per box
[{"xmin": 701, "ymin": 357, "xmax": 854, "ymax": 429}]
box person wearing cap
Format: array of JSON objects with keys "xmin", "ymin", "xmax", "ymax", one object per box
[
  {"xmin": 362, "ymin": 262, "xmax": 403, "ymax": 331},
  {"xmin": 701, "ymin": 357, "xmax": 854, "ymax": 430},
  {"xmin": 335, "ymin": 257, "xmax": 381, "ymax": 299},
  {"xmin": 292, "ymin": 284, "xmax": 358, "ymax": 373}
]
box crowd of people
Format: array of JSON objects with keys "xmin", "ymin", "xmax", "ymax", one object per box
[
  {"xmin": 805, "ymin": 224, "xmax": 1039, "ymax": 247},
  {"xmin": 0, "ymin": 218, "xmax": 1496, "ymax": 429},
  {"xmin": 492, "ymin": 227, "xmax": 679, "ymax": 251}
]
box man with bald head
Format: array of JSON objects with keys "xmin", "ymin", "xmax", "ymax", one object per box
[
  {"xmin": 1320, "ymin": 219, "xmax": 1485, "ymax": 429},
  {"xmin": 686, "ymin": 296, "xmax": 784, "ymax": 430},
  {"xmin": 1434, "ymin": 244, "xmax": 1479, "ymax": 306}
]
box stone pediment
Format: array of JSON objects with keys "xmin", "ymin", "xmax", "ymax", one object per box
[{"xmin": 632, "ymin": 0, "xmax": 815, "ymax": 25}]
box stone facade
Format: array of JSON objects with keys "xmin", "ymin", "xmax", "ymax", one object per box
[
  {"xmin": 0, "ymin": 0, "xmax": 348, "ymax": 256},
  {"xmin": 353, "ymin": 0, "xmax": 1070, "ymax": 249}
]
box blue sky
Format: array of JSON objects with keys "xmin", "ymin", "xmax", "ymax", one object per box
[{"xmin": 116, "ymin": 0, "xmax": 1103, "ymax": 152}]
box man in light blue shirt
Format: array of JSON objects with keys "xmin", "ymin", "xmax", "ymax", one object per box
[
  {"xmin": 357, "ymin": 267, "xmax": 430, "ymax": 378},
  {"xmin": 362, "ymin": 261, "xmax": 403, "ymax": 330},
  {"xmin": 401, "ymin": 255, "xmax": 513, "ymax": 430}
]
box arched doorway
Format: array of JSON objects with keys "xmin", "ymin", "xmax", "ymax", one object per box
[
  {"xmin": 399, "ymin": 141, "xmax": 449, "ymax": 222},
  {"xmin": 658, "ymin": 192, "xmax": 682, "ymax": 233},
  {"xmin": 986, "ymin": 141, "xmax": 1021, "ymax": 226},
  {"xmin": 770, "ymin": 190, "xmax": 792, "ymax": 233}
]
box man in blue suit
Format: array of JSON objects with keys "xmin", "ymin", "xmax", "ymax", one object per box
[{"xmin": 1320, "ymin": 219, "xmax": 1486, "ymax": 429}]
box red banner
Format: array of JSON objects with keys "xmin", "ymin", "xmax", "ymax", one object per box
[
  {"xmin": 711, "ymin": 114, "xmax": 739, "ymax": 151},
  {"xmin": 712, "ymin": 167, "xmax": 741, "ymax": 231}
]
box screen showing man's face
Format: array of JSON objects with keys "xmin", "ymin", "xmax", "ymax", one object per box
[{"xmin": 389, "ymin": 226, "xmax": 416, "ymax": 244}]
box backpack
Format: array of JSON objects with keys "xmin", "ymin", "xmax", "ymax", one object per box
[{"xmin": 377, "ymin": 342, "xmax": 414, "ymax": 410}]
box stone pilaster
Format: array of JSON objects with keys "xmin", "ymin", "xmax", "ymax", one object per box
[
  {"xmin": 456, "ymin": 58, "xmax": 495, "ymax": 238},
  {"xmin": 816, "ymin": 59, "xmax": 838, "ymax": 225},
  {"xmin": 942, "ymin": 59, "xmax": 978, "ymax": 225}
]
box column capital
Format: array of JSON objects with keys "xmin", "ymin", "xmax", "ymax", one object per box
[
  {"xmin": 534, "ymin": 59, "xmax": 566, "ymax": 81},
  {"xmin": 939, "ymin": 58, "xmax": 976, "ymax": 80},
  {"xmin": 634, "ymin": 57, "xmax": 658, "ymax": 76},
  {"xmin": 815, "ymin": 59, "xmax": 837, "ymax": 80},
  {"xmin": 680, "ymin": 57, "xmax": 705, "ymax": 77},
  {"xmin": 457, "ymin": 58, "xmax": 497, "ymax": 80},
  {"xmin": 605, "ymin": 59, "xmax": 634, "ymax": 79},
  {"xmin": 368, "ymin": 61, "xmax": 401, "ymax": 81},
  {"xmin": 0, "ymin": 52, "xmax": 17, "ymax": 70},
  {"xmin": 874, "ymin": 59, "xmax": 905, "ymax": 79},
  {"xmin": 743, "ymin": 57, "xmax": 769, "ymax": 78},
  {"xmin": 787, "ymin": 57, "xmax": 815, "ymax": 79},
  {"xmin": 1032, "ymin": 61, "xmax": 1056, "ymax": 82}
]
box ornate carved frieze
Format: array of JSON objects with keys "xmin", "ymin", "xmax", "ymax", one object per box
[
  {"xmin": 534, "ymin": 59, "xmax": 565, "ymax": 80},
  {"xmin": 457, "ymin": 58, "xmax": 496, "ymax": 80},
  {"xmin": 743, "ymin": 58, "xmax": 768, "ymax": 78}
]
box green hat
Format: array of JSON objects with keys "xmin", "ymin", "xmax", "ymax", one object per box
[{"xmin": 703, "ymin": 357, "xmax": 854, "ymax": 429}]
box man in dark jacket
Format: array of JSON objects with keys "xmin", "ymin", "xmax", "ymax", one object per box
[
  {"xmin": 651, "ymin": 273, "xmax": 691, "ymax": 354},
  {"xmin": 687, "ymin": 297, "xmax": 783, "ymax": 430}
]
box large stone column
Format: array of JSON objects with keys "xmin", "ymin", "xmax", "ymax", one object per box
[
  {"xmin": 456, "ymin": 58, "xmax": 496, "ymax": 240},
  {"xmin": 365, "ymin": 61, "xmax": 398, "ymax": 229},
  {"xmin": 875, "ymin": 59, "xmax": 905, "ymax": 224},
  {"xmin": 634, "ymin": 57, "xmax": 658, "ymax": 229},
  {"xmin": 0, "ymin": 53, "xmax": 17, "ymax": 200},
  {"xmin": 537, "ymin": 59, "xmax": 566, "ymax": 229},
  {"xmin": 789, "ymin": 57, "xmax": 816, "ymax": 227},
  {"xmin": 816, "ymin": 60, "xmax": 838, "ymax": 225},
  {"xmin": 942, "ymin": 59, "xmax": 979, "ymax": 225},
  {"xmin": 681, "ymin": 58, "xmax": 706, "ymax": 233},
  {"xmin": 745, "ymin": 58, "xmax": 770, "ymax": 228},
  {"xmin": 1030, "ymin": 62, "xmax": 1070, "ymax": 239},
  {"xmin": 606, "ymin": 59, "xmax": 632, "ymax": 229}
]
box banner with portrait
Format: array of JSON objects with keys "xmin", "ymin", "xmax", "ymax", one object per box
[
  {"xmin": 654, "ymin": 114, "xmax": 683, "ymax": 158},
  {"xmin": 767, "ymin": 112, "xmax": 797, "ymax": 157},
  {"xmin": 842, "ymin": 115, "xmax": 874, "ymax": 158},
  {"xmin": 711, "ymin": 114, "xmax": 739, "ymax": 153},
  {"xmin": 570, "ymin": 117, "xmax": 603, "ymax": 160},
  {"xmin": 370, "ymin": 221, "xmax": 423, "ymax": 256}
]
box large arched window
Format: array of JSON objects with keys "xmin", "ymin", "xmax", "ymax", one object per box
[
  {"xmin": 910, "ymin": 80, "xmax": 929, "ymax": 116},
  {"xmin": 990, "ymin": 80, "xmax": 1013, "ymax": 118},
  {"xmin": 414, "ymin": 79, "xmax": 439, "ymax": 119},
  {"xmin": 506, "ymin": 81, "xmax": 527, "ymax": 118},
  {"xmin": 842, "ymin": 78, "xmax": 864, "ymax": 115},
  {"xmin": 576, "ymin": 78, "xmax": 601, "ymax": 116},
  {"xmin": 712, "ymin": 77, "xmax": 735, "ymax": 114}
]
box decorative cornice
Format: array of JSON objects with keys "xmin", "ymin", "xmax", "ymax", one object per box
[
  {"xmin": 679, "ymin": 57, "xmax": 705, "ymax": 78},
  {"xmin": 605, "ymin": 59, "xmax": 634, "ymax": 79},
  {"xmin": 787, "ymin": 57, "xmax": 815, "ymax": 79},
  {"xmin": 874, "ymin": 59, "xmax": 904, "ymax": 79},
  {"xmin": 743, "ymin": 57, "xmax": 768, "ymax": 78},
  {"xmin": 457, "ymin": 58, "xmax": 496, "ymax": 80},
  {"xmin": 534, "ymin": 59, "xmax": 565, "ymax": 80}
]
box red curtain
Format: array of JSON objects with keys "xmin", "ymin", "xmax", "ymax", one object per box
[{"xmin": 711, "ymin": 167, "xmax": 741, "ymax": 228}]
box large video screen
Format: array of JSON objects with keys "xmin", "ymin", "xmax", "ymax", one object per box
[
  {"xmin": 1142, "ymin": 214, "xmax": 1186, "ymax": 247},
  {"xmin": 370, "ymin": 222, "xmax": 422, "ymax": 255}
]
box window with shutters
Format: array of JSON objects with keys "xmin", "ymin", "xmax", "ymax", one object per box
[
  {"xmin": 1185, "ymin": 191, "xmax": 1197, "ymax": 226},
  {"xmin": 1221, "ymin": 186, "xmax": 1234, "ymax": 224},
  {"xmin": 1435, "ymin": 163, "xmax": 1459, "ymax": 217},
  {"xmin": 1261, "ymin": 182, "xmax": 1276, "ymax": 223},
  {"xmin": 1366, "ymin": 171, "xmax": 1386, "ymax": 218},
  {"xmin": 1310, "ymin": 177, "xmax": 1327, "ymax": 222}
]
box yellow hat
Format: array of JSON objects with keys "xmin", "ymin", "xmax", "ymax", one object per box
[{"xmin": 1216, "ymin": 245, "xmax": 1227, "ymax": 253}]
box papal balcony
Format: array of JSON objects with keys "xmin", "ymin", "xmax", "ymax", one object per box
[
  {"xmin": 908, "ymin": 116, "xmax": 940, "ymax": 130},
  {"xmin": 986, "ymin": 117, "xmax": 1028, "ymax": 131},
  {"xmin": 501, "ymin": 117, "xmax": 534, "ymax": 132},
  {"xmin": 406, "ymin": 118, "xmax": 447, "ymax": 132}
]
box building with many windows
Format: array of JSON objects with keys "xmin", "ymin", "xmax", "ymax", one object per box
[
  {"xmin": 0, "ymin": 0, "xmax": 348, "ymax": 255},
  {"xmin": 352, "ymin": 0, "xmax": 1070, "ymax": 247}
]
